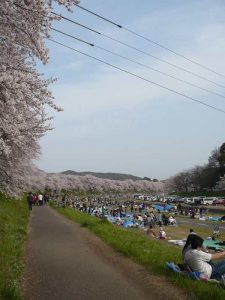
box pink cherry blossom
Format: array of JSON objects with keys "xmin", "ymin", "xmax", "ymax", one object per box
[{"xmin": 0, "ymin": 0, "xmax": 79, "ymax": 195}]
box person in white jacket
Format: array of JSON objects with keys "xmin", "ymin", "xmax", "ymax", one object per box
[{"xmin": 184, "ymin": 235, "xmax": 225, "ymax": 281}]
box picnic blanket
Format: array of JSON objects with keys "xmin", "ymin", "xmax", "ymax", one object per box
[
  {"xmin": 166, "ymin": 262, "xmax": 201, "ymax": 280},
  {"xmin": 168, "ymin": 239, "xmax": 186, "ymax": 247},
  {"xmin": 203, "ymin": 240, "xmax": 225, "ymax": 251},
  {"xmin": 123, "ymin": 220, "xmax": 134, "ymax": 228},
  {"xmin": 168, "ymin": 239, "xmax": 225, "ymax": 250},
  {"xmin": 152, "ymin": 204, "xmax": 173, "ymax": 211},
  {"xmin": 208, "ymin": 216, "xmax": 221, "ymax": 221}
]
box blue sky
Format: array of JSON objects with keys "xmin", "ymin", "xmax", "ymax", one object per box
[{"xmin": 37, "ymin": 0, "xmax": 225, "ymax": 179}]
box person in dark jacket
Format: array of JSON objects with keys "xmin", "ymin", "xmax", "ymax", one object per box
[{"xmin": 27, "ymin": 192, "xmax": 33, "ymax": 211}]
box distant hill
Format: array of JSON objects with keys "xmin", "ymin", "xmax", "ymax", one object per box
[{"xmin": 61, "ymin": 170, "xmax": 146, "ymax": 181}]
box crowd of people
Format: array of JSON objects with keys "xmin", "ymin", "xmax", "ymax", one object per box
[
  {"xmin": 53, "ymin": 195, "xmax": 179, "ymax": 241},
  {"xmin": 27, "ymin": 192, "xmax": 50, "ymax": 210}
]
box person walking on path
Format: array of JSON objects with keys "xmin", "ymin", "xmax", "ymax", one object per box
[
  {"xmin": 27, "ymin": 192, "xmax": 33, "ymax": 211},
  {"xmin": 38, "ymin": 193, "xmax": 43, "ymax": 206}
]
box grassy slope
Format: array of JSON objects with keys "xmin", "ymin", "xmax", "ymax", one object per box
[
  {"xmin": 0, "ymin": 193, "xmax": 29, "ymax": 300},
  {"xmin": 53, "ymin": 205, "xmax": 225, "ymax": 300}
]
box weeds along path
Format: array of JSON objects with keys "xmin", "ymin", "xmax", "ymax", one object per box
[{"xmin": 23, "ymin": 206, "xmax": 187, "ymax": 300}]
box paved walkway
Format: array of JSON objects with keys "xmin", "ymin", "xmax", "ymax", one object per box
[{"xmin": 23, "ymin": 206, "xmax": 186, "ymax": 300}]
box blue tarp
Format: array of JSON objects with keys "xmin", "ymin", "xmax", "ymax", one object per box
[
  {"xmin": 208, "ymin": 217, "xmax": 221, "ymax": 221},
  {"xmin": 107, "ymin": 216, "xmax": 116, "ymax": 222},
  {"xmin": 166, "ymin": 262, "xmax": 201, "ymax": 280},
  {"xmin": 207, "ymin": 216, "xmax": 225, "ymax": 222},
  {"xmin": 152, "ymin": 204, "xmax": 173, "ymax": 211},
  {"xmin": 123, "ymin": 220, "xmax": 133, "ymax": 228}
]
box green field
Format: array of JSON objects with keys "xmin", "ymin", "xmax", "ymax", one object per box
[
  {"xmin": 0, "ymin": 193, "xmax": 30, "ymax": 300},
  {"xmin": 52, "ymin": 204, "xmax": 225, "ymax": 300}
]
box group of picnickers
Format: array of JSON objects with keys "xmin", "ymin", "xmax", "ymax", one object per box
[
  {"xmin": 58, "ymin": 195, "xmax": 178, "ymax": 236},
  {"xmin": 27, "ymin": 192, "xmax": 50, "ymax": 210}
]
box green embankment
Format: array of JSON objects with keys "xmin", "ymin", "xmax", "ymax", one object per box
[
  {"xmin": 0, "ymin": 193, "xmax": 29, "ymax": 300},
  {"xmin": 53, "ymin": 205, "xmax": 225, "ymax": 300}
]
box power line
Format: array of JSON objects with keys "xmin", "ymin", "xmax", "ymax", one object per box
[
  {"xmin": 123, "ymin": 27, "xmax": 225, "ymax": 79},
  {"xmin": 13, "ymin": 4, "xmax": 225, "ymax": 80},
  {"xmin": 51, "ymin": 12, "xmax": 101, "ymax": 35},
  {"xmin": 51, "ymin": 27, "xmax": 225, "ymax": 100},
  {"xmin": 52, "ymin": 28, "xmax": 94, "ymax": 46},
  {"xmin": 75, "ymin": 4, "xmax": 122, "ymax": 28},
  {"xmin": 52, "ymin": 12, "xmax": 225, "ymax": 90},
  {"xmin": 74, "ymin": 4, "xmax": 225, "ymax": 79},
  {"xmin": 47, "ymin": 38, "xmax": 225, "ymax": 115}
]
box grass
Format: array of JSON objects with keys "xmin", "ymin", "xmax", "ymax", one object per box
[
  {"xmin": 52, "ymin": 204, "xmax": 225, "ymax": 300},
  {"xmin": 0, "ymin": 193, "xmax": 30, "ymax": 300},
  {"xmin": 163, "ymin": 218, "xmax": 225, "ymax": 241}
]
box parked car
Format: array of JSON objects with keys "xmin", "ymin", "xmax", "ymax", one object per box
[
  {"xmin": 191, "ymin": 197, "xmax": 203, "ymax": 205},
  {"xmin": 184, "ymin": 197, "xmax": 195, "ymax": 204},
  {"xmin": 213, "ymin": 198, "xmax": 225, "ymax": 206},
  {"xmin": 201, "ymin": 197, "xmax": 217, "ymax": 205}
]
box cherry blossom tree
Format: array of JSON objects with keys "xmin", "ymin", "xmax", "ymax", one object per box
[
  {"xmin": 0, "ymin": 0, "xmax": 164, "ymax": 196},
  {"xmin": 0, "ymin": 0, "xmax": 79, "ymax": 194}
]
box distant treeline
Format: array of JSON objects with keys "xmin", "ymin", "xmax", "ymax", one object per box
[
  {"xmin": 166, "ymin": 142, "xmax": 225, "ymax": 193},
  {"xmin": 62, "ymin": 170, "xmax": 159, "ymax": 182}
]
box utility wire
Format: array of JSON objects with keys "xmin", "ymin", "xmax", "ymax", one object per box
[
  {"xmin": 47, "ymin": 38, "xmax": 225, "ymax": 115},
  {"xmin": 74, "ymin": 4, "xmax": 225, "ymax": 79},
  {"xmin": 51, "ymin": 12, "xmax": 101, "ymax": 35},
  {"xmin": 14, "ymin": 4, "xmax": 225, "ymax": 79},
  {"xmin": 51, "ymin": 27, "xmax": 225, "ymax": 100},
  {"xmin": 75, "ymin": 4, "xmax": 122, "ymax": 28},
  {"xmin": 52, "ymin": 28, "xmax": 94, "ymax": 46},
  {"xmin": 123, "ymin": 27, "xmax": 225, "ymax": 79},
  {"xmin": 52, "ymin": 12, "xmax": 225, "ymax": 90}
]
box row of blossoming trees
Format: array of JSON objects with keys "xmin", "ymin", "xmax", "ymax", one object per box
[
  {"xmin": 0, "ymin": 1, "xmax": 164, "ymax": 196},
  {"xmin": 25, "ymin": 167, "xmax": 165, "ymax": 194}
]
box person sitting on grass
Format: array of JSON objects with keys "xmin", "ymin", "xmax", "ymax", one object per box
[
  {"xmin": 168, "ymin": 215, "xmax": 176, "ymax": 226},
  {"xmin": 184, "ymin": 235, "xmax": 225, "ymax": 281},
  {"xmin": 182, "ymin": 229, "xmax": 198, "ymax": 258},
  {"xmin": 159, "ymin": 227, "xmax": 167, "ymax": 239}
]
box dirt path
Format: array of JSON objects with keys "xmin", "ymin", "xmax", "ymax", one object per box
[{"xmin": 23, "ymin": 206, "xmax": 188, "ymax": 300}]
